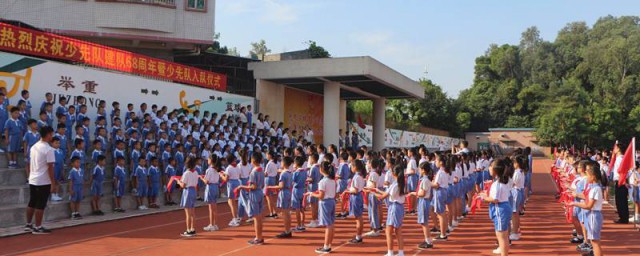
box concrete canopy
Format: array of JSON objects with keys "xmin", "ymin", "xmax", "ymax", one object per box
[{"xmin": 248, "ymin": 56, "xmax": 425, "ymax": 100}]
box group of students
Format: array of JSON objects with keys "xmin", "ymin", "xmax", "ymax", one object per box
[{"xmin": 172, "ymin": 139, "xmax": 533, "ymax": 256}]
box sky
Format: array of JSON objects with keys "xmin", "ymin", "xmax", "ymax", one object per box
[{"xmin": 216, "ymin": 0, "xmax": 640, "ymax": 97}]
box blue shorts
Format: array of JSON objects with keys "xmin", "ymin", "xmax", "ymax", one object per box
[
  {"xmin": 417, "ymin": 198, "xmax": 431, "ymax": 225},
  {"xmin": 245, "ymin": 190, "xmax": 264, "ymax": 218},
  {"xmin": 291, "ymin": 189, "xmax": 304, "ymax": 210},
  {"xmin": 367, "ymin": 192, "xmax": 381, "ymax": 229},
  {"xmin": 386, "ymin": 202, "xmax": 404, "ymax": 228},
  {"xmin": 511, "ymin": 188, "xmax": 525, "ymax": 213},
  {"xmin": 277, "ymin": 189, "xmax": 292, "ymax": 209},
  {"xmin": 319, "ymin": 198, "xmax": 336, "ymax": 226},
  {"xmin": 489, "ymin": 202, "xmax": 512, "ymax": 232},
  {"xmin": 204, "ymin": 184, "xmax": 219, "ymax": 203},
  {"xmin": 349, "ymin": 192, "xmax": 364, "ymax": 217},
  {"xmin": 337, "ymin": 179, "xmax": 349, "ymax": 194},
  {"xmin": 226, "ymin": 179, "xmax": 240, "ymax": 200},
  {"xmin": 407, "ymin": 175, "xmax": 418, "ymax": 192},
  {"xmin": 149, "ymin": 183, "xmax": 160, "ymax": 197},
  {"xmin": 433, "ymin": 188, "xmax": 447, "ymax": 214},
  {"xmin": 585, "ymin": 210, "xmax": 603, "ymax": 240},
  {"xmin": 446, "ymin": 186, "xmax": 454, "ymax": 204},
  {"xmin": 90, "ymin": 181, "xmax": 103, "ymax": 196},
  {"xmin": 524, "ymin": 171, "xmax": 532, "ymax": 189},
  {"xmin": 631, "ymin": 186, "xmax": 640, "ymax": 203},
  {"xmin": 7, "ymin": 135, "xmax": 20, "ymax": 152},
  {"xmin": 307, "ymin": 187, "xmax": 319, "ymax": 204},
  {"xmin": 264, "ymin": 176, "xmax": 277, "ymax": 196},
  {"xmin": 137, "ymin": 184, "xmax": 148, "ymax": 197},
  {"xmin": 115, "ymin": 182, "xmax": 126, "ymax": 197},
  {"xmin": 70, "ymin": 185, "xmax": 83, "ymax": 202},
  {"xmin": 181, "ymin": 187, "xmax": 197, "ymax": 208}
]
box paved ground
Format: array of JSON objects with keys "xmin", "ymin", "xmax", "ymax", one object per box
[{"xmin": 1, "ymin": 158, "xmax": 638, "ymax": 256}]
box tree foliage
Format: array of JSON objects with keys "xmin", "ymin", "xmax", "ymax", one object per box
[
  {"xmin": 455, "ymin": 15, "xmax": 640, "ymax": 147},
  {"xmin": 306, "ymin": 40, "xmax": 331, "ymax": 58},
  {"xmin": 250, "ymin": 40, "xmax": 271, "ymax": 61}
]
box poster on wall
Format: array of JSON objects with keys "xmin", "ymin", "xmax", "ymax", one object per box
[
  {"xmin": 283, "ymin": 87, "xmax": 323, "ymax": 143},
  {"xmin": 0, "ymin": 52, "xmax": 253, "ymax": 125},
  {"xmin": 347, "ymin": 122, "xmax": 461, "ymax": 149}
]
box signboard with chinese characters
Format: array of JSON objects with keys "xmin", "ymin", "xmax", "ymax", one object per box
[
  {"xmin": 0, "ymin": 22, "xmax": 227, "ymax": 91},
  {"xmin": 0, "ymin": 51, "xmax": 252, "ymax": 123},
  {"xmin": 347, "ymin": 121, "xmax": 460, "ymax": 149},
  {"xmin": 283, "ymin": 87, "xmax": 323, "ymax": 143}
]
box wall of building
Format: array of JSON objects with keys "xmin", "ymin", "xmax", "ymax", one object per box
[
  {"xmin": 465, "ymin": 129, "xmax": 549, "ymax": 157},
  {"xmin": 0, "ymin": 0, "xmax": 215, "ymax": 45}
]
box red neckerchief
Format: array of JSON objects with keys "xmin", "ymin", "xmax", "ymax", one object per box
[
  {"xmin": 189, "ymin": 168, "xmax": 197, "ymax": 172},
  {"xmin": 583, "ymin": 182, "xmax": 592, "ymax": 204},
  {"xmin": 230, "ymin": 161, "xmax": 237, "ymax": 168}
]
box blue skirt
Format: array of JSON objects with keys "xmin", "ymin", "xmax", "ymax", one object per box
[
  {"xmin": 90, "ymin": 181, "xmax": 103, "ymax": 196},
  {"xmin": 417, "ymin": 197, "xmax": 431, "ymax": 225},
  {"xmin": 277, "ymin": 189, "xmax": 292, "ymax": 209},
  {"xmin": 319, "ymin": 198, "xmax": 336, "ymax": 226},
  {"xmin": 511, "ymin": 188, "xmax": 525, "ymax": 213},
  {"xmin": 524, "ymin": 171, "xmax": 532, "ymax": 190},
  {"xmin": 446, "ymin": 186, "xmax": 454, "ymax": 204},
  {"xmin": 386, "ymin": 202, "xmax": 405, "ymax": 228},
  {"xmin": 489, "ymin": 202, "xmax": 512, "ymax": 232},
  {"xmin": 367, "ymin": 192, "xmax": 381, "ymax": 229},
  {"xmin": 70, "ymin": 184, "xmax": 84, "ymax": 202},
  {"xmin": 204, "ymin": 184, "xmax": 219, "ymax": 203},
  {"xmin": 264, "ymin": 176, "xmax": 277, "ymax": 195},
  {"xmin": 631, "ymin": 186, "xmax": 640, "ymax": 203},
  {"xmin": 585, "ymin": 210, "xmax": 603, "ymax": 240},
  {"xmin": 407, "ymin": 175, "xmax": 418, "ymax": 192},
  {"xmin": 291, "ymin": 188, "xmax": 304, "ymax": 210},
  {"xmin": 226, "ymin": 179, "xmax": 240, "ymax": 200},
  {"xmin": 433, "ymin": 188, "xmax": 447, "ymax": 214},
  {"xmin": 180, "ymin": 187, "xmax": 197, "ymax": 208},
  {"xmin": 349, "ymin": 192, "xmax": 364, "ymax": 217}
]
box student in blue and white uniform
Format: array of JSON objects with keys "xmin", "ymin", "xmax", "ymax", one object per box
[
  {"xmin": 336, "ymin": 152, "xmax": 351, "ymax": 218},
  {"xmin": 309, "ymin": 161, "xmax": 337, "ymax": 254},
  {"xmin": 572, "ymin": 161, "xmax": 606, "ymax": 256},
  {"xmin": 133, "ymin": 157, "xmax": 149, "ymax": 210},
  {"xmin": 405, "ymin": 148, "xmax": 419, "ymax": 214},
  {"xmin": 306, "ymin": 153, "xmax": 322, "ymax": 228},
  {"xmin": 201, "ymin": 155, "xmax": 221, "ymax": 232},
  {"xmin": 412, "ymin": 161, "xmax": 434, "ymax": 249},
  {"xmin": 113, "ymin": 156, "xmax": 127, "ymax": 213},
  {"xmin": 364, "ymin": 158, "xmax": 382, "ymax": 238},
  {"xmin": 479, "ymin": 158, "xmax": 512, "ymax": 256},
  {"xmin": 221, "ymin": 155, "xmax": 241, "ymax": 227},
  {"xmin": 236, "ymin": 152, "xmax": 265, "ymax": 245},
  {"xmin": 432, "ymin": 154, "xmax": 450, "ymax": 241},
  {"xmin": 510, "ymin": 155, "xmax": 527, "ymax": 241},
  {"xmin": 291, "ymin": 156, "xmax": 308, "ymax": 232},
  {"xmin": 236, "ymin": 151, "xmax": 252, "ymax": 222},
  {"xmin": 268, "ymin": 156, "xmax": 294, "ymax": 238},
  {"xmin": 264, "ymin": 152, "xmax": 279, "ymax": 218},
  {"xmin": 89, "ymin": 155, "xmax": 106, "ymax": 216},
  {"xmin": 67, "ymin": 157, "xmax": 84, "ymax": 220},
  {"xmin": 177, "ymin": 158, "xmax": 199, "ymax": 237},
  {"xmin": 372, "ymin": 164, "xmax": 406, "ymax": 256},
  {"xmin": 346, "ymin": 159, "xmax": 366, "ymax": 244}
]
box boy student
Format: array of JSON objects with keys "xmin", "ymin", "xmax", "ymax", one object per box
[
  {"xmin": 113, "ymin": 156, "xmax": 127, "ymax": 213},
  {"xmin": 0, "ymin": 93, "xmax": 7, "ymax": 153},
  {"xmin": 5, "ymin": 107, "xmax": 22, "ymax": 169},
  {"xmin": 50, "ymin": 137, "xmax": 65, "ymax": 201},
  {"xmin": 89, "ymin": 155, "xmax": 106, "ymax": 216},
  {"xmin": 24, "ymin": 120, "xmax": 41, "ymax": 177}
]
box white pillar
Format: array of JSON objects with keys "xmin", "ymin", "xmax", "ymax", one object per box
[
  {"xmin": 323, "ymin": 82, "xmax": 340, "ymax": 146},
  {"xmin": 373, "ymin": 98, "xmax": 386, "ymax": 151}
]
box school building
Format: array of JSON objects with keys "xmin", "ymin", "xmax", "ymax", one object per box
[{"xmin": 465, "ymin": 128, "xmax": 549, "ymax": 157}]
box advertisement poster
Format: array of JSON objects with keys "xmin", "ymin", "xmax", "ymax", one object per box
[
  {"xmin": 283, "ymin": 87, "xmax": 324, "ymax": 143},
  {"xmin": 347, "ymin": 122, "xmax": 461, "ymax": 149}
]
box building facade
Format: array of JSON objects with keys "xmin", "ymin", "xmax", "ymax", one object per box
[
  {"xmin": 465, "ymin": 128, "xmax": 549, "ymax": 157},
  {"xmin": 0, "ymin": 0, "xmax": 215, "ymax": 59}
]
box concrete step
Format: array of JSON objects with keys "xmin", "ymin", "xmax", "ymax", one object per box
[
  {"xmin": 0, "ymin": 164, "xmax": 117, "ymax": 186},
  {"xmin": 0, "ymin": 180, "xmax": 116, "ymax": 205}
]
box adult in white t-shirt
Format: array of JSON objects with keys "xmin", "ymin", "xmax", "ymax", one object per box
[{"xmin": 26, "ymin": 126, "xmax": 56, "ymax": 234}]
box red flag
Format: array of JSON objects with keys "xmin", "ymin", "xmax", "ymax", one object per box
[
  {"xmin": 609, "ymin": 141, "xmax": 619, "ymax": 172},
  {"xmin": 357, "ymin": 114, "xmax": 366, "ymax": 129},
  {"xmin": 553, "ymin": 147, "xmax": 558, "ymax": 158},
  {"xmin": 617, "ymin": 138, "xmax": 636, "ymax": 186}
]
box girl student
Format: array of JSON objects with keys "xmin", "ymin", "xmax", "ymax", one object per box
[
  {"xmin": 569, "ymin": 160, "xmax": 588, "ymax": 245},
  {"xmin": 478, "ymin": 158, "xmax": 512, "ymax": 256},
  {"xmin": 220, "ymin": 154, "xmax": 242, "ymax": 227},
  {"xmin": 308, "ymin": 161, "xmax": 338, "ymax": 254},
  {"xmin": 407, "ymin": 161, "xmax": 435, "ymax": 249},
  {"xmin": 630, "ymin": 165, "xmax": 640, "ymax": 225},
  {"xmin": 371, "ymin": 164, "xmax": 407, "ymax": 256},
  {"xmin": 267, "ymin": 156, "xmax": 294, "ymax": 238},
  {"xmin": 264, "ymin": 151, "xmax": 279, "ymax": 218},
  {"xmin": 201, "ymin": 154, "xmax": 221, "ymax": 232},
  {"xmin": 344, "ymin": 159, "xmax": 366, "ymax": 244},
  {"xmin": 571, "ymin": 161, "xmax": 606, "ymax": 256},
  {"xmin": 510, "ymin": 155, "xmax": 527, "ymax": 241},
  {"xmin": 405, "ymin": 148, "xmax": 419, "ymax": 214},
  {"xmin": 236, "ymin": 152, "xmax": 266, "ymax": 245},
  {"xmin": 237, "ymin": 150, "xmax": 252, "ymax": 224},
  {"xmin": 446, "ymin": 155, "xmax": 458, "ymax": 232},
  {"xmin": 306, "ymin": 153, "xmax": 322, "ymax": 228},
  {"xmin": 432, "ymin": 154, "xmax": 450, "ymax": 240},
  {"xmin": 291, "ymin": 156, "xmax": 308, "ymax": 232},
  {"xmin": 177, "ymin": 158, "xmax": 199, "ymax": 237},
  {"xmin": 463, "ymin": 153, "xmax": 476, "ymax": 216},
  {"xmin": 335, "ymin": 152, "xmax": 351, "ymax": 219},
  {"xmin": 364, "ymin": 158, "xmax": 383, "ymax": 237}
]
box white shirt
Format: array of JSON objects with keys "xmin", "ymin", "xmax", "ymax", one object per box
[
  {"xmin": 367, "ymin": 172, "xmax": 380, "ymax": 189},
  {"xmin": 225, "ymin": 165, "xmax": 241, "ymax": 180},
  {"xmin": 239, "ymin": 163, "xmax": 252, "ymax": 179},
  {"xmin": 513, "ymin": 169, "xmax": 525, "ymax": 189},
  {"xmin": 406, "ymin": 159, "xmax": 417, "ymax": 175},
  {"xmin": 612, "ymin": 155, "xmax": 623, "ymax": 181},
  {"xmin": 387, "ymin": 182, "xmax": 405, "ymax": 203},
  {"xmin": 419, "ymin": 176, "xmax": 432, "ymax": 199},
  {"xmin": 204, "ymin": 167, "xmax": 220, "ymax": 184},
  {"xmin": 283, "ymin": 134, "xmax": 290, "ymax": 148},
  {"xmin": 350, "ymin": 174, "xmax": 365, "ymax": 192},
  {"xmin": 434, "ymin": 169, "xmax": 449, "ymax": 188},
  {"xmin": 588, "ymin": 185, "xmax": 604, "ymax": 211},
  {"xmin": 265, "ymin": 161, "xmax": 278, "ymax": 177},
  {"xmin": 318, "ymin": 177, "xmax": 337, "ymax": 199},
  {"xmin": 489, "ymin": 181, "xmax": 511, "ymax": 202},
  {"xmin": 29, "ymin": 140, "xmax": 56, "ymax": 186},
  {"xmin": 384, "ymin": 170, "xmax": 395, "ymax": 187},
  {"xmin": 180, "ymin": 170, "xmax": 199, "ymax": 187}
]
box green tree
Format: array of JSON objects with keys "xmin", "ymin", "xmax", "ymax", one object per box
[
  {"xmin": 306, "ymin": 40, "xmax": 331, "ymax": 58},
  {"xmin": 250, "ymin": 40, "xmax": 271, "ymax": 61}
]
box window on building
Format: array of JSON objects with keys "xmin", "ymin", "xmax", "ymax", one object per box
[{"xmin": 186, "ymin": 0, "xmax": 206, "ymax": 11}]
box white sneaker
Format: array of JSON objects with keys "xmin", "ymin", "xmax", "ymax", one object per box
[
  {"xmin": 492, "ymin": 248, "xmax": 502, "ymax": 254},
  {"xmin": 365, "ymin": 230, "xmax": 380, "ymax": 237},
  {"xmin": 384, "ymin": 253, "xmax": 394, "ymax": 256},
  {"xmin": 396, "ymin": 252, "xmax": 405, "ymax": 256},
  {"xmin": 51, "ymin": 194, "xmax": 63, "ymax": 201},
  {"xmin": 306, "ymin": 220, "xmax": 319, "ymax": 228},
  {"xmin": 138, "ymin": 206, "xmax": 147, "ymax": 210},
  {"xmin": 212, "ymin": 225, "xmax": 219, "ymax": 231},
  {"xmin": 509, "ymin": 233, "xmax": 521, "ymax": 241},
  {"xmin": 246, "ymin": 218, "xmax": 254, "ymax": 224},
  {"xmin": 465, "ymin": 206, "xmax": 471, "ymax": 212},
  {"xmin": 452, "ymin": 221, "xmax": 459, "ymax": 227},
  {"xmin": 0, "ymin": 148, "xmax": 5, "ymax": 153},
  {"xmin": 448, "ymin": 225, "xmax": 455, "ymax": 231},
  {"xmin": 228, "ymin": 219, "xmax": 239, "ymax": 227}
]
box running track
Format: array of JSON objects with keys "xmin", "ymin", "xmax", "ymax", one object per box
[{"xmin": 1, "ymin": 159, "xmax": 639, "ymax": 256}]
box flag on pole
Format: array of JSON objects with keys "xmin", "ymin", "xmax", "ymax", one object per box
[
  {"xmin": 609, "ymin": 141, "xmax": 619, "ymax": 172},
  {"xmin": 356, "ymin": 114, "xmax": 366, "ymax": 129},
  {"xmin": 617, "ymin": 137, "xmax": 636, "ymax": 186}
]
